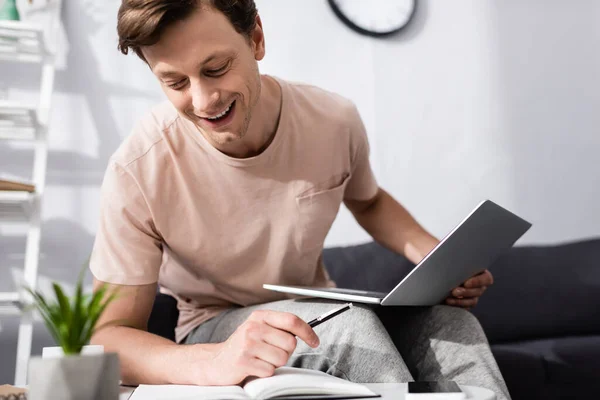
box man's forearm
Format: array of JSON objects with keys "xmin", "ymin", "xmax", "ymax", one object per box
[
  {"xmin": 91, "ymin": 326, "xmax": 216, "ymax": 386},
  {"xmin": 351, "ymin": 189, "xmax": 439, "ymax": 264}
]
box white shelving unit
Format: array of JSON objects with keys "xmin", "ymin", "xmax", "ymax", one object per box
[
  {"xmin": 0, "ymin": 101, "xmax": 40, "ymax": 140},
  {"xmin": 0, "ymin": 20, "xmax": 46, "ymax": 63},
  {"xmin": 0, "ymin": 190, "xmax": 34, "ymax": 220},
  {"xmin": 0, "ymin": 0, "xmax": 61, "ymax": 387}
]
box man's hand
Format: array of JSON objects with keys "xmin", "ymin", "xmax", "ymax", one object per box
[
  {"xmin": 205, "ymin": 310, "xmax": 320, "ymax": 385},
  {"xmin": 445, "ymin": 270, "xmax": 494, "ymax": 310}
]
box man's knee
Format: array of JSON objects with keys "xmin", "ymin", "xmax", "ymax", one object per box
[
  {"xmin": 317, "ymin": 304, "xmax": 386, "ymax": 337},
  {"xmin": 428, "ymin": 305, "xmax": 488, "ymax": 343},
  {"xmin": 431, "ymin": 305, "xmax": 480, "ymax": 326},
  {"xmin": 350, "ymin": 305, "xmax": 383, "ymax": 324}
]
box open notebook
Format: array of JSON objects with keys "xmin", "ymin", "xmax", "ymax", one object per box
[{"xmin": 128, "ymin": 367, "xmax": 380, "ymax": 400}]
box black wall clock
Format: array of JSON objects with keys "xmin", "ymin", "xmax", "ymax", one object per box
[{"xmin": 328, "ymin": 0, "xmax": 417, "ymax": 38}]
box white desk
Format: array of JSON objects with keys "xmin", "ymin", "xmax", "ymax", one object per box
[{"xmin": 120, "ymin": 383, "xmax": 496, "ymax": 399}]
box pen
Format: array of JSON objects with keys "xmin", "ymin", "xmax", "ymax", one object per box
[{"xmin": 307, "ymin": 303, "xmax": 353, "ymax": 328}]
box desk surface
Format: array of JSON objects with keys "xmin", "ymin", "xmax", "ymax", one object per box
[{"xmin": 120, "ymin": 383, "xmax": 496, "ymax": 400}]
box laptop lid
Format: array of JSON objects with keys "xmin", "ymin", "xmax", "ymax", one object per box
[{"xmin": 381, "ymin": 200, "xmax": 531, "ymax": 306}]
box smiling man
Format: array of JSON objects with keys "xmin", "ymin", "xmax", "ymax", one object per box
[{"xmin": 89, "ymin": 1, "xmax": 508, "ymax": 399}]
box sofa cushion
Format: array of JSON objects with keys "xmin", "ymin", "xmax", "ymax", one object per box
[
  {"xmin": 491, "ymin": 343, "xmax": 546, "ymax": 399},
  {"xmin": 492, "ymin": 336, "xmax": 600, "ymax": 399},
  {"xmin": 323, "ymin": 241, "xmax": 415, "ymax": 292},
  {"xmin": 472, "ymin": 239, "xmax": 600, "ymax": 343}
]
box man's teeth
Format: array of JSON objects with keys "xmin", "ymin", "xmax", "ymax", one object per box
[{"xmin": 206, "ymin": 102, "xmax": 233, "ymax": 120}]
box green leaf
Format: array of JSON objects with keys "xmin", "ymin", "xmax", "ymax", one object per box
[
  {"xmin": 26, "ymin": 288, "xmax": 56, "ymax": 324},
  {"xmin": 52, "ymin": 283, "xmax": 72, "ymax": 327},
  {"xmin": 89, "ymin": 288, "xmax": 116, "ymax": 327},
  {"xmin": 69, "ymin": 271, "xmax": 85, "ymax": 351},
  {"xmin": 75, "ymin": 283, "xmax": 119, "ymax": 345},
  {"xmin": 24, "ymin": 288, "xmax": 62, "ymax": 344},
  {"xmin": 87, "ymin": 284, "xmax": 107, "ymax": 316}
]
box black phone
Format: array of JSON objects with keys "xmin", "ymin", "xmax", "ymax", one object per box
[{"xmin": 406, "ymin": 381, "xmax": 465, "ymax": 399}]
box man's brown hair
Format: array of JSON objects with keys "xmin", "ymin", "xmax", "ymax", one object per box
[{"xmin": 117, "ymin": 0, "xmax": 258, "ymax": 61}]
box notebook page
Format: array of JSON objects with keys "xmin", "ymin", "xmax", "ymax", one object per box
[
  {"xmin": 128, "ymin": 384, "xmax": 248, "ymax": 400},
  {"xmin": 243, "ymin": 367, "xmax": 376, "ymax": 399}
]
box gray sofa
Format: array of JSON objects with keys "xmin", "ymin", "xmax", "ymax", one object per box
[
  {"xmin": 321, "ymin": 239, "xmax": 600, "ymax": 400},
  {"xmin": 147, "ymin": 238, "xmax": 600, "ymax": 399}
]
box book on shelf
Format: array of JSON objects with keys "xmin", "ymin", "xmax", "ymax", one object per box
[
  {"xmin": 0, "ymin": 174, "xmax": 35, "ymax": 192},
  {"xmin": 128, "ymin": 367, "xmax": 380, "ymax": 400}
]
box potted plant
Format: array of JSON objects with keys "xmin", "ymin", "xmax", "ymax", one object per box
[
  {"xmin": 24, "ymin": 270, "xmax": 121, "ymax": 400},
  {"xmin": 0, "ymin": 0, "xmax": 44, "ymax": 21},
  {"xmin": 0, "ymin": 0, "xmax": 21, "ymax": 20}
]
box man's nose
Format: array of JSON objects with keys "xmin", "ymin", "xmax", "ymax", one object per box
[{"xmin": 190, "ymin": 80, "xmax": 219, "ymax": 114}]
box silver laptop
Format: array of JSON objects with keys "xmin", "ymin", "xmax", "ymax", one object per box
[{"xmin": 263, "ymin": 200, "xmax": 532, "ymax": 306}]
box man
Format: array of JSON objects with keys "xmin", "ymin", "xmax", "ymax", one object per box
[{"xmin": 90, "ymin": 1, "xmax": 509, "ymax": 398}]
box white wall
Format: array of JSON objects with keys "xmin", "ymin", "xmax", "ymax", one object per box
[{"xmin": 257, "ymin": 0, "xmax": 600, "ymax": 246}]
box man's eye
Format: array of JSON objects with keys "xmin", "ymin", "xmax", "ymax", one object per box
[
  {"xmin": 206, "ymin": 62, "xmax": 229, "ymax": 77},
  {"xmin": 167, "ymin": 79, "xmax": 187, "ymax": 90}
]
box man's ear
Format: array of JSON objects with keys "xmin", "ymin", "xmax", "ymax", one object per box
[{"xmin": 251, "ymin": 14, "xmax": 265, "ymax": 61}]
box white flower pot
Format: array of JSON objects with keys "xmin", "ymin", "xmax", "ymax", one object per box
[
  {"xmin": 27, "ymin": 352, "xmax": 120, "ymax": 400},
  {"xmin": 41, "ymin": 344, "xmax": 105, "ymax": 358}
]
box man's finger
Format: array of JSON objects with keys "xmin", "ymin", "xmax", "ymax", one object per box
[
  {"xmin": 251, "ymin": 310, "xmax": 319, "ymax": 348},
  {"xmin": 452, "ymin": 286, "xmax": 486, "ymax": 298},
  {"xmin": 261, "ymin": 325, "xmax": 298, "ymax": 355},
  {"xmin": 247, "ymin": 357, "xmax": 277, "ymax": 379},
  {"xmin": 464, "ymin": 270, "xmax": 494, "ymax": 288},
  {"xmin": 446, "ymin": 297, "xmax": 479, "ymax": 308},
  {"xmin": 250, "ymin": 339, "xmax": 290, "ymax": 368},
  {"xmin": 459, "ymin": 298, "xmax": 479, "ymax": 307}
]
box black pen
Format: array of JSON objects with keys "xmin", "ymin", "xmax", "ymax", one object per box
[{"xmin": 307, "ymin": 303, "xmax": 353, "ymax": 328}]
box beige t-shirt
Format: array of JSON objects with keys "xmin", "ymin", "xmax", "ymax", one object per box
[{"xmin": 89, "ymin": 77, "xmax": 379, "ymax": 342}]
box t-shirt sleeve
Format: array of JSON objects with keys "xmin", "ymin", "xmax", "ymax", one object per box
[
  {"xmin": 89, "ymin": 161, "xmax": 163, "ymax": 285},
  {"xmin": 343, "ymin": 103, "xmax": 379, "ymax": 202}
]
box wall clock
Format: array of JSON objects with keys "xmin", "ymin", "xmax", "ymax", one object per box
[{"xmin": 328, "ymin": 0, "xmax": 417, "ymax": 38}]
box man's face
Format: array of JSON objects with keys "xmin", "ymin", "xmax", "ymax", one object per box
[{"xmin": 142, "ymin": 5, "xmax": 265, "ymax": 146}]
